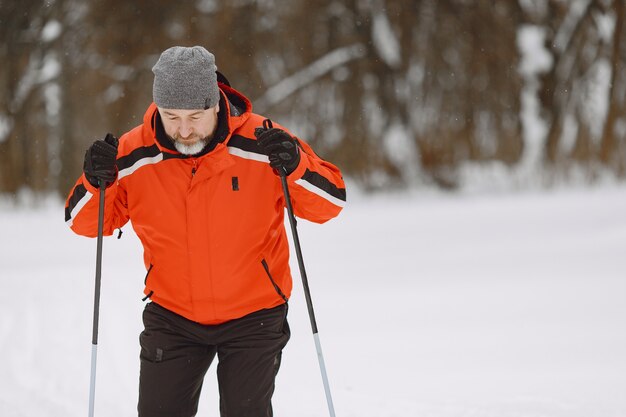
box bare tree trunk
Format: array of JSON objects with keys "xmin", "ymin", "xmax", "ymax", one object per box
[{"xmin": 599, "ymin": 0, "xmax": 625, "ymax": 165}]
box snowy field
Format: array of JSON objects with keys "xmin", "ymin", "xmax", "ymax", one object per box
[{"xmin": 1, "ymin": 184, "xmax": 626, "ymax": 417}]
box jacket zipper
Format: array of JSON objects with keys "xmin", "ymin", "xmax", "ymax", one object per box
[
  {"xmin": 142, "ymin": 264, "xmax": 154, "ymax": 301},
  {"xmin": 261, "ymin": 259, "xmax": 288, "ymax": 303},
  {"xmin": 191, "ymin": 159, "xmax": 197, "ymax": 176}
]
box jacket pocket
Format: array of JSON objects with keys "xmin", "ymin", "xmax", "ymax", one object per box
[
  {"xmin": 142, "ymin": 264, "xmax": 154, "ymax": 301},
  {"xmin": 261, "ymin": 258, "xmax": 288, "ymax": 303}
]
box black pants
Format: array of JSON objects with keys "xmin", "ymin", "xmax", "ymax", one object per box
[{"xmin": 138, "ymin": 302, "xmax": 290, "ymax": 417}]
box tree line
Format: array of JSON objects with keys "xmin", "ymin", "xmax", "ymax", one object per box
[{"xmin": 0, "ymin": 0, "xmax": 624, "ymax": 199}]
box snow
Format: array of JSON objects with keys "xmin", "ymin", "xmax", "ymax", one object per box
[
  {"xmin": 383, "ymin": 123, "xmax": 420, "ymax": 186},
  {"xmin": 582, "ymin": 58, "xmax": 611, "ymax": 140},
  {"xmin": 371, "ymin": 9, "xmax": 402, "ymax": 69},
  {"xmin": 41, "ymin": 20, "xmax": 62, "ymax": 43},
  {"xmin": 196, "ymin": 0, "xmax": 218, "ymax": 14},
  {"xmin": 517, "ymin": 26, "xmax": 552, "ymax": 78},
  {"xmin": 517, "ymin": 25, "xmax": 553, "ymax": 173},
  {"xmin": 40, "ymin": 53, "xmax": 61, "ymax": 84},
  {"xmin": 0, "ymin": 113, "xmax": 13, "ymax": 143},
  {"xmin": 2, "ymin": 184, "xmax": 626, "ymax": 416}
]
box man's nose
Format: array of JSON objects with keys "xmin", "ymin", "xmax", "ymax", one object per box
[{"xmin": 179, "ymin": 122, "xmax": 193, "ymax": 138}]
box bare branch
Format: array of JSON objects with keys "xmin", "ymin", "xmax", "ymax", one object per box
[{"xmin": 254, "ymin": 43, "xmax": 366, "ymax": 109}]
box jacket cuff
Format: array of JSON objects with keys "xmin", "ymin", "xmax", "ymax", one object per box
[
  {"xmin": 81, "ymin": 173, "xmax": 118, "ymax": 194},
  {"xmin": 287, "ymin": 148, "xmax": 311, "ymax": 180}
]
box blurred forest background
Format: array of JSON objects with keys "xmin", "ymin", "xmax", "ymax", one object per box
[{"xmin": 0, "ymin": 0, "xmax": 625, "ymax": 200}]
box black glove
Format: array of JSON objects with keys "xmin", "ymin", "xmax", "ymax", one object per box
[
  {"xmin": 83, "ymin": 133, "xmax": 119, "ymax": 187},
  {"xmin": 255, "ymin": 127, "xmax": 301, "ymax": 176}
]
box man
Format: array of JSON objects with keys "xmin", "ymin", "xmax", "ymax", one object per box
[{"xmin": 65, "ymin": 46, "xmax": 346, "ymax": 417}]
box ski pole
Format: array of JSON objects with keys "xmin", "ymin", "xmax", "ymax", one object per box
[
  {"xmin": 276, "ymin": 163, "xmax": 337, "ymax": 417},
  {"xmin": 258, "ymin": 118, "xmax": 337, "ymax": 416},
  {"xmin": 88, "ymin": 180, "xmax": 106, "ymax": 417},
  {"xmin": 279, "ymin": 168, "xmax": 337, "ymax": 417}
]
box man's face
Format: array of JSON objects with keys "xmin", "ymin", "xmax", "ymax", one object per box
[{"xmin": 158, "ymin": 104, "xmax": 220, "ymax": 155}]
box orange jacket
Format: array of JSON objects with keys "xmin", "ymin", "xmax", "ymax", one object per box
[{"xmin": 65, "ymin": 83, "xmax": 346, "ymax": 324}]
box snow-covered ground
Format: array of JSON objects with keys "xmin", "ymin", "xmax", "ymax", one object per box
[{"xmin": 1, "ymin": 185, "xmax": 625, "ymax": 417}]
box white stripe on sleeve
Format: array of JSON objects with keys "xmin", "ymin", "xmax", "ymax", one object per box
[
  {"xmin": 118, "ymin": 153, "xmax": 164, "ymax": 179},
  {"xmin": 66, "ymin": 190, "xmax": 94, "ymax": 227},
  {"xmin": 228, "ymin": 147, "xmax": 269, "ymax": 163},
  {"xmin": 294, "ymin": 178, "xmax": 346, "ymax": 208}
]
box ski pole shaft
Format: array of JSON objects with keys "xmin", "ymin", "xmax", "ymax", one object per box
[
  {"xmin": 88, "ymin": 181, "xmax": 106, "ymax": 417},
  {"xmin": 279, "ymin": 169, "xmax": 337, "ymax": 417}
]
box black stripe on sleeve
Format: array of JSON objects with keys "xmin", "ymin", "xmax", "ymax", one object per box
[
  {"xmin": 301, "ymin": 169, "xmax": 346, "ymax": 202},
  {"xmin": 65, "ymin": 183, "xmax": 88, "ymax": 222},
  {"xmin": 228, "ymin": 134, "xmax": 346, "ymax": 202},
  {"xmin": 228, "ymin": 134, "xmax": 265, "ymax": 156},
  {"xmin": 116, "ymin": 144, "xmax": 162, "ymax": 171}
]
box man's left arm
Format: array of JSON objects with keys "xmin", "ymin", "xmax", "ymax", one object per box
[
  {"xmin": 284, "ymin": 138, "xmax": 346, "ymax": 223},
  {"xmin": 255, "ymin": 125, "xmax": 346, "ymax": 223}
]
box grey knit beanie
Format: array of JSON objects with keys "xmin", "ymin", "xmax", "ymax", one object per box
[{"xmin": 152, "ymin": 46, "xmax": 219, "ymax": 110}]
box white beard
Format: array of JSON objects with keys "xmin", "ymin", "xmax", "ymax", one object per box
[{"xmin": 174, "ymin": 138, "xmax": 208, "ymax": 155}]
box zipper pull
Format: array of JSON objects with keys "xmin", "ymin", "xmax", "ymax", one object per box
[{"xmin": 191, "ymin": 159, "xmax": 197, "ymax": 176}]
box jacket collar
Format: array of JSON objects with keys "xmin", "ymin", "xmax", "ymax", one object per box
[{"xmin": 144, "ymin": 83, "xmax": 252, "ymax": 157}]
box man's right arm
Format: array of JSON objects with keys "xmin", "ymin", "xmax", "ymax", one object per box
[{"xmin": 64, "ymin": 134, "xmax": 130, "ymax": 237}]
